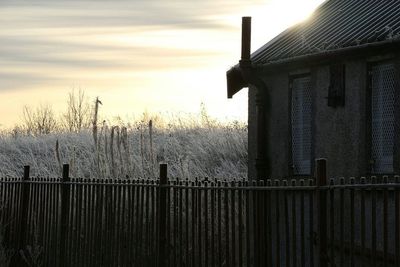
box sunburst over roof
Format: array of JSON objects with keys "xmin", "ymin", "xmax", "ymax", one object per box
[{"xmin": 252, "ymin": 0, "xmax": 400, "ymax": 64}]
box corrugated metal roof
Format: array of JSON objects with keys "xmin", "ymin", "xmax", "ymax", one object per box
[{"xmin": 252, "ymin": 0, "xmax": 400, "ymax": 65}]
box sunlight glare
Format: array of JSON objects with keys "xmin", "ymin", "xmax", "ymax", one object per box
[{"xmin": 244, "ymin": 0, "xmax": 325, "ymax": 49}]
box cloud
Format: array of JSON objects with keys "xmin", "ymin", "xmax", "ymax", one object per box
[
  {"xmin": 1, "ymin": 0, "xmax": 262, "ymax": 29},
  {"xmin": 0, "ymin": 0, "xmax": 267, "ymax": 128},
  {"xmin": 1, "ymin": 0, "xmax": 266, "ymax": 92},
  {"xmin": 0, "ymin": 72, "xmax": 65, "ymax": 92},
  {"xmin": 0, "ymin": 33, "xmax": 224, "ymax": 75}
]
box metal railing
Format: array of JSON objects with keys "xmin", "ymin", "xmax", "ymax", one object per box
[{"xmin": 1, "ymin": 159, "xmax": 399, "ymax": 266}]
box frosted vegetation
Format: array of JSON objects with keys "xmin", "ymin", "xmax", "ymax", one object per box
[{"xmin": 0, "ymin": 90, "xmax": 247, "ymax": 180}]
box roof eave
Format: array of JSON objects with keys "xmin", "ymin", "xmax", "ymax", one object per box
[
  {"xmin": 226, "ymin": 66, "xmax": 246, "ymax": 99},
  {"xmin": 226, "ymin": 39, "xmax": 400, "ymax": 98},
  {"xmin": 256, "ymin": 39, "xmax": 400, "ymax": 71}
]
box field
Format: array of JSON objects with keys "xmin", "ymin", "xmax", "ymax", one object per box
[
  {"xmin": 0, "ymin": 114, "xmax": 248, "ymax": 180},
  {"xmin": 0, "ymin": 107, "xmax": 248, "ymax": 266}
]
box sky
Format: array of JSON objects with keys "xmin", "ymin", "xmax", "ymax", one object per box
[{"xmin": 0, "ymin": 0, "xmax": 325, "ymax": 128}]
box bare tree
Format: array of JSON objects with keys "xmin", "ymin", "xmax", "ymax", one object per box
[
  {"xmin": 22, "ymin": 104, "xmax": 58, "ymax": 135},
  {"xmin": 63, "ymin": 88, "xmax": 91, "ymax": 132}
]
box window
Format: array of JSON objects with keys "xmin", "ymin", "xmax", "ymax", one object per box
[
  {"xmin": 370, "ymin": 62, "xmax": 395, "ymax": 174},
  {"xmin": 291, "ymin": 75, "xmax": 312, "ymax": 175},
  {"xmin": 328, "ymin": 64, "xmax": 345, "ymax": 107}
]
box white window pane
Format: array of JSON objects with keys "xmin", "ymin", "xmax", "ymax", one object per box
[
  {"xmin": 291, "ymin": 76, "xmax": 312, "ymax": 175},
  {"xmin": 371, "ymin": 63, "xmax": 395, "ymax": 173}
]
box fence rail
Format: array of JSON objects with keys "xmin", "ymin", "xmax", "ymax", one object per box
[{"xmin": 1, "ymin": 159, "xmax": 400, "ymax": 267}]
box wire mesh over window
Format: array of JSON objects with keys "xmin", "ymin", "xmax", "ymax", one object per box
[
  {"xmin": 371, "ymin": 63, "xmax": 396, "ymax": 174},
  {"xmin": 291, "ymin": 76, "xmax": 312, "ymax": 175}
]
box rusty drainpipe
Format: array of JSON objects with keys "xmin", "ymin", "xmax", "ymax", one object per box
[{"xmin": 239, "ymin": 17, "xmax": 269, "ymax": 180}]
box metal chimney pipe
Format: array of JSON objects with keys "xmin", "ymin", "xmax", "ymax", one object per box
[{"xmin": 241, "ymin": 16, "xmax": 251, "ymax": 61}]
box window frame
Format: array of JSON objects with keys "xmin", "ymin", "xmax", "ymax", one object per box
[
  {"xmin": 289, "ymin": 73, "xmax": 313, "ymax": 176},
  {"xmin": 366, "ymin": 60, "xmax": 398, "ymax": 175}
]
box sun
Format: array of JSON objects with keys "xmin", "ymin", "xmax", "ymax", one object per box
[{"xmin": 246, "ymin": 0, "xmax": 326, "ymax": 50}]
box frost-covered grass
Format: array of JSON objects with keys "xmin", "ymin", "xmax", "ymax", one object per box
[{"xmin": 0, "ymin": 116, "xmax": 248, "ymax": 180}]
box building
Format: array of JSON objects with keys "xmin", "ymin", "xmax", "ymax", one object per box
[{"xmin": 226, "ymin": 0, "xmax": 400, "ymax": 180}]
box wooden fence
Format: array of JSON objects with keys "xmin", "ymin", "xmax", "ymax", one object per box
[{"xmin": 1, "ymin": 159, "xmax": 400, "ymax": 267}]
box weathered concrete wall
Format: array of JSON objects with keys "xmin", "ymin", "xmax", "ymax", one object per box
[
  {"xmin": 313, "ymin": 60, "xmax": 367, "ymax": 178},
  {"xmin": 248, "ymin": 86, "xmax": 257, "ymax": 180},
  {"xmin": 263, "ymin": 73, "xmax": 290, "ymax": 178},
  {"xmin": 247, "ymin": 72, "xmax": 290, "ymax": 180},
  {"xmin": 248, "ymin": 59, "xmax": 372, "ymax": 179}
]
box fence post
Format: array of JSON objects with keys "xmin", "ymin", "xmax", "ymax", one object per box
[
  {"xmin": 158, "ymin": 164, "xmax": 168, "ymax": 267},
  {"xmin": 9, "ymin": 166, "xmax": 31, "ymax": 266},
  {"xmin": 316, "ymin": 159, "xmax": 328, "ymax": 267},
  {"xmin": 18, "ymin": 166, "xmax": 30, "ymax": 251},
  {"xmin": 60, "ymin": 164, "xmax": 70, "ymax": 267}
]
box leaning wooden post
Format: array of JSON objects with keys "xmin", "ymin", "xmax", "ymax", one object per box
[
  {"xmin": 60, "ymin": 164, "xmax": 70, "ymax": 267},
  {"xmin": 18, "ymin": 166, "xmax": 30, "ymax": 251},
  {"xmin": 158, "ymin": 164, "xmax": 168, "ymax": 267},
  {"xmin": 316, "ymin": 159, "xmax": 328, "ymax": 267}
]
